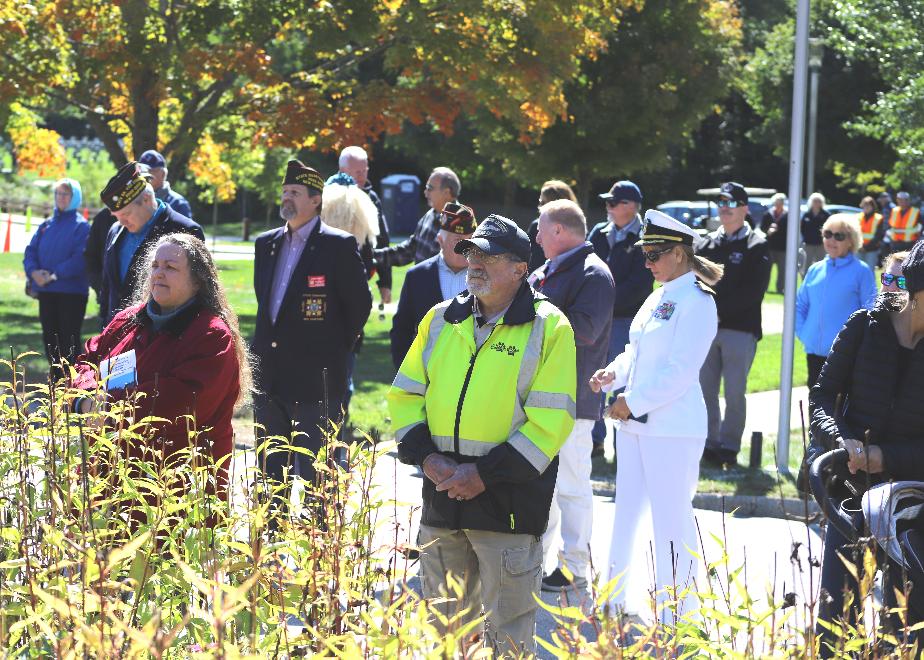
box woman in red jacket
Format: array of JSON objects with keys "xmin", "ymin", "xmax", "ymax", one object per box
[{"xmin": 72, "ymin": 233, "xmax": 252, "ymax": 495}]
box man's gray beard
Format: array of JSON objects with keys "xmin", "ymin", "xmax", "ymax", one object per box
[
  {"xmin": 279, "ymin": 204, "xmax": 296, "ymax": 221},
  {"xmin": 466, "ymin": 275, "xmax": 491, "ymax": 296}
]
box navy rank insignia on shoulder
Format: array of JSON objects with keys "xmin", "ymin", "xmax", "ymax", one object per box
[
  {"xmin": 652, "ymin": 301, "xmax": 676, "ymax": 320},
  {"xmin": 694, "ymin": 280, "xmax": 716, "ymax": 296}
]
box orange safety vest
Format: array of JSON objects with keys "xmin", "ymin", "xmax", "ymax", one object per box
[
  {"xmin": 858, "ymin": 212, "xmax": 883, "ymax": 244},
  {"xmin": 889, "ymin": 207, "xmax": 921, "ymax": 243}
]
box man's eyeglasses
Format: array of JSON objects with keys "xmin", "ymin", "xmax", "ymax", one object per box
[
  {"xmin": 425, "ymin": 184, "xmax": 438, "ymax": 192},
  {"xmin": 605, "ymin": 199, "xmax": 632, "ymax": 208},
  {"xmin": 643, "ymin": 246, "xmax": 676, "ymax": 263},
  {"xmin": 881, "ymin": 272, "xmax": 907, "ymax": 290},
  {"xmin": 463, "ymin": 248, "xmax": 505, "ymax": 265},
  {"xmin": 716, "ymin": 199, "xmax": 740, "ymax": 209},
  {"xmin": 822, "ymin": 230, "xmax": 846, "ymax": 241}
]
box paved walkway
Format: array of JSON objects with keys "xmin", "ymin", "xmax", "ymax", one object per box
[{"xmin": 226, "ymin": 447, "xmax": 824, "ymax": 657}]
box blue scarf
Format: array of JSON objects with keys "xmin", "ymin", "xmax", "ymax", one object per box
[{"xmin": 146, "ymin": 296, "xmax": 198, "ymax": 332}]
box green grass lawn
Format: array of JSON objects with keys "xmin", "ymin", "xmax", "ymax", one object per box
[{"xmin": 1, "ymin": 252, "xmax": 813, "ymax": 495}]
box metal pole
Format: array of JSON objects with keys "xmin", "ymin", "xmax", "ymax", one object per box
[
  {"xmin": 806, "ymin": 68, "xmax": 819, "ymax": 194},
  {"xmin": 777, "ymin": 0, "xmax": 811, "ymax": 474}
]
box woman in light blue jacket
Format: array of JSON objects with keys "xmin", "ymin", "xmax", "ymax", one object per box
[
  {"xmin": 23, "ymin": 178, "xmax": 90, "ymax": 378},
  {"xmin": 796, "ymin": 213, "xmax": 877, "ymax": 387}
]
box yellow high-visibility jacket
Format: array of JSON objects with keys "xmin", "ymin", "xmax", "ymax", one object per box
[{"xmin": 388, "ymin": 283, "xmax": 576, "ymax": 536}]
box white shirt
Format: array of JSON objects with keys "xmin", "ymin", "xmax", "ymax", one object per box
[{"xmin": 602, "ymin": 271, "xmax": 718, "ymax": 437}]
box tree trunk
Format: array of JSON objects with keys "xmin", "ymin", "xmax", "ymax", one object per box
[
  {"xmin": 122, "ymin": 0, "xmax": 159, "ymax": 158},
  {"xmin": 85, "ymin": 113, "xmax": 128, "ymax": 170},
  {"xmin": 576, "ymin": 176, "xmax": 593, "ymax": 210}
]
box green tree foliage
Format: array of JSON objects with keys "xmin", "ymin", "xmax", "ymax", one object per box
[
  {"xmin": 467, "ymin": 0, "xmax": 743, "ymax": 205},
  {"xmin": 0, "ymin": 0, "xmax": 632, "ymax": 183}
]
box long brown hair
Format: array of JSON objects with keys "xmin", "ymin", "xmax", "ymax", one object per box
[{"xmin": 132, "ymin": 233, "xmax": 254, "ymax": 407}]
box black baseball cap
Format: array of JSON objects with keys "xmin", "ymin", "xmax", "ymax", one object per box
[
  {"xmin": 718, "ymin": 181, "xmax": 748, "ymax": 204},
  {"xmin": 454, "ymin": 214, "xmax": 530, "ymax": 263}
]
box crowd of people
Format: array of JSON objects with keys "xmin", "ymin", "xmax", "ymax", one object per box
[{"xmin": 19, "ymin": 146, "xmax": 924, "ymax": 655}]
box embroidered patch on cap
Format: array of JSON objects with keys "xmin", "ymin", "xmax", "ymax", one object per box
[{"xmin": 652, "ymin": 301, "xmax": 676, "ymax": 320}]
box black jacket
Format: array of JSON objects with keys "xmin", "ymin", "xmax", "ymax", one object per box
[
  {"xmin": 809, "ymin": 293, "xmax": 924, "ymax": 480},
  {"xmin": 100, "ymin": 204, "xmax": 204, "ymax": 324},
  {"xmin": 530, "ymin": 243, "xmax": 614, "ymax": 420},
  {"xmin": 363, "ymin": 183, "xmax": 392, "ymax": 290},
  {"xmin": 759, "ymin": 210, "xmax": 788, "ymax": 251},
  {"xmin": 252, "ymin": 221, "xmax": 372, "ymax": 406},
  {"xmin": 396, "ymin": 282, "xmax": 562, "ymax": 537},
  {"xmin": 587, "ymin": 219, "xmax": 653, "ymax": 318},
  {"xmin": 85, "ymin": 208, "xmax": 117, "ymax": 297},
  {"xmin": 526, "ymin": 217, "xmax": 546, "ymax": 274},
  {"xmin": 695, "ymin": 225, "xmax": 771, "ymax": 339},
  {"xmin": 801, "ymin": 209, "xmax": 830, "ymax": 245},
  {"xmin": 389, "ymin": 255, "xmax": 444, "ymax": 369}
]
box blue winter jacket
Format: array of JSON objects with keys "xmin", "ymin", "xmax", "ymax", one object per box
[
  {"xmin": 796, "ymin": 252, "xmax": 877, "ymax": 356},
  {"xmin": 22, "ymin": 179, "xmax": 90, "ymax": 295}
]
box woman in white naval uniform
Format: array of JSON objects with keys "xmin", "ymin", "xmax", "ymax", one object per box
[{"xmin": 590, "ymin": 209, "xmax": 723, "ymax": 624}]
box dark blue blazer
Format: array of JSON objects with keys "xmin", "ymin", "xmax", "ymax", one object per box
[
  {"xmin": 252, "ymin": 221, "xmax": 372, "ymax": 405},
  {"xmin": 587, "ymin": 220, "xmax": 653, "ymax": 318},
  {"xmin": 390, "ymin": 255, "xmax": 444, "ymax": 369},
  {"xmin": 100, "ymin": 204, "xmax": 204, "ymax": 324}
]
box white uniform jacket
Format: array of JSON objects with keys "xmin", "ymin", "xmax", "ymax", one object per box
[{"xmin": 602, "ymin": 271, "xmax": 718, "ymax": 438}]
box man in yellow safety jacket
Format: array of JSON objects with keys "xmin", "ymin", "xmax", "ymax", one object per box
[
  {"xmin": 885, "ymin": 191, "xmax": 922, "ymax": 253},
  {"xmin": 388, "ymin": 214, "xmax": 575, "ymax": 656}
]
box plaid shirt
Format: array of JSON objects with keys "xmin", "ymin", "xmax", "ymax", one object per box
[{"xmin": 377, "ymin": 208, "xmax": 441, "ymax": 267}]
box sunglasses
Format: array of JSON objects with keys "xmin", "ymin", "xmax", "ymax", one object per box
[
  {"xmin": 605, "ymin": 199, "xmax": 633, "ymax": 208},
  {"xmin": 881, "ymin": 272, "xmax": 907, "ymax": 290},
  {"xmin": 643, "ymin": 246, "xmax": 676, "ymax": 263},
  {"xmin": 462, "ymin": 248, "xmax": 505, "ymax": 265},
  {"xmin": 822, "ymin": 230, "xmax": 847, "ymax": 241},
  {"xmin": 716, "ymin": 199, "xmax": 741, "ymax": 208}
]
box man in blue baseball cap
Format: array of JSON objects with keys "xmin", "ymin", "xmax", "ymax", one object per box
[
  {"xmin": 587, "ymin": 180, "xmax": 653, "ymax": 457},
  {"xmin": 138, "ymin": 149, "xmax": 194, "ymax": 221}
]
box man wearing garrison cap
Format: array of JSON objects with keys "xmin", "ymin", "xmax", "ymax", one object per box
[
  {"xmin": 389, "ymin": 202, "xmax": 477, "ymax": 369},
  {"xmin": 97, "ymin": 161, "xmax": 204, "ymax": 324},
  {"xmin": 251, "ymin": 159, "xmax": 372, "ymax": 521}
]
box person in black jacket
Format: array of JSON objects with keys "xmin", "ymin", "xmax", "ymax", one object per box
[
  {"xmin": 801, "ymin": 192, "xmax": 830, "ymax": 275},
  {"xmin": 252, "ymin": 160, "xmax": 372, "ymax": 515},
  {"xmin": 587, "ymin": 180, "xmax": 653, "ymax": 454},
  {"xmin": 84, "ymin": 207, "xmax": 116, "ymax": 315},
  {"xmin": 389, "ymin": 203, "xmax": 476, "ymax": 369},
  {"xmin": 98, "ymin": 162, "xmax": 204, "ymax": 325},
  {"xmin": 759, "ymin": 193, "xmax": 788, "ymax": 293},
  {"xmin": 695, "ymin": 182, "xmax": 771, "ymax": 467},
  {"xmin": 809, "ymin": 243, "xmax": 924, "ymax": 657},
  {"xmin": 529, "ymin": 199, "xmax": 614, "ymax": 592},
  {"xmin": 525, "ymin": 180, "xmax": 577, "ymax": 274}
]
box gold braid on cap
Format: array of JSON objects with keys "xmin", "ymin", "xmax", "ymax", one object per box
[
  {"xmin": 115, "ymin": 177, "xmax": 148, "ymax": 209},
  {"xmin": 642, "ymin": 233, "xmax": 684, "ymax": 242},
  {"xmin": 295, "ymin": 171, "xmax": 325, "ymax": 191}
]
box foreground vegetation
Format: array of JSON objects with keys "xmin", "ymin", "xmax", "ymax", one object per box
[{"xmin": 0, "ymin": 358, "xmax": 919, "ymax": 656}]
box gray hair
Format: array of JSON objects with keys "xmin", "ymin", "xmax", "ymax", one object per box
[
  {"xmin": 339, "ymin": 146, "xmax": 368, "ymax": 167},
  {"xmin": 770, "ymin": 192, "xmax": 786, "ymax": 205},
  {"xmin": 132, "ymin": 184, "xmax": 156, "ymax": 207},
  {"xmin": 808, "ymin": 192, "xmax": 826, "ymax": 207},
  {"xmin": 431, "ymin": 167, "xmax": 461, "ymax": 198}
]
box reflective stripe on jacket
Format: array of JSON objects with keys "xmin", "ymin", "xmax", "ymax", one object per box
[
  {"xmin": 858, "ymin": 212, "xmax": 883, "ymax": 244},
  {"xmin": 888, "ymin": 207, "xmax": 921, "ymax": 243},
  {"xmin": 387, "ymin": 282, "xmax": 576, "ymax": 536}
]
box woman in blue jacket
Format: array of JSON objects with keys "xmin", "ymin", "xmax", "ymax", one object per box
[
  {"xmin": 796, "ymin": 214, "xmax": 877, "ymax": 387},
  {"xmin": 23, "ymin": 178, "xmax": 91, "ymax": 378}
]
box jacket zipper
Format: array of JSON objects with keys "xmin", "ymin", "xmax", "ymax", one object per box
[{"xmin": 451, "ymin": 326, "xmax": 496, "ymax": 527}]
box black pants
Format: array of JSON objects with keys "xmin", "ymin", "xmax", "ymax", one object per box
[
  {"xmin": 807, "ymin": 353, "xmax": 826, "ymax": 389},
  {"xmin": 38, "ymin": 292, "xmax": 88, "ymax": 380},
  {"xmin": 254, "ymin": 393, "xmax": 343, "ymax": 523},
  {"xmin": 816, "ymin": 523, "xmax": 862, "ymax": 657}
]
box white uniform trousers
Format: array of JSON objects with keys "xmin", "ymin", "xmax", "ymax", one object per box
[
  {"xmin": 542, "ymin": 419, "xmax": 595, "ymax": 579},
  {"xmin": 606, "ymin": 430, "xmax": 704, "ymax": 624}
]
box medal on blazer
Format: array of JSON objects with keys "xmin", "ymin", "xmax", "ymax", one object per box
[{"xmin": 302, "ymin": 294, "xmax": 326, "ymax": 320}]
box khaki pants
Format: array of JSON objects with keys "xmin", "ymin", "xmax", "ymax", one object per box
[{"xmin": 418, "ymin": 524, "xmax": 542, "ymax": 656}]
